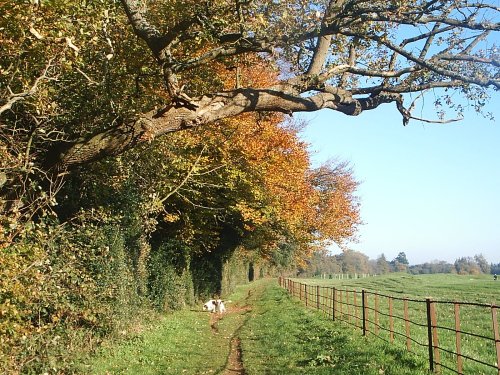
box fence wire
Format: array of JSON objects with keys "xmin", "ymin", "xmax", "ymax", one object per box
[{"xmin": 279, "ymin": 278, "xmax": 500, "ymax": 375}]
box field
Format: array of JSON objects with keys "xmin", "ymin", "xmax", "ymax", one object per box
[
  {"xmin": 289, "ymin": 273, "xmax": 500, "ymax": 374},
  {"xmin": 80, "ymin": 278, "xmax": 428, "ymax": 374},
  {"xmin": 298, "ymin": 273, "xmax": 499, "ymax": 304}
]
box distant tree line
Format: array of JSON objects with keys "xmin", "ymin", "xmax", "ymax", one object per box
[
  {"xmin": 410, "ymin": 254, "xmax": 497, "ymax": 276},
  {"xmin": 297, "ymin": 250, "xmax": 410, "ymax": 277},
  {"xmin": 299, "ymin": 251, "xmax": 499, "ymax": 277}
]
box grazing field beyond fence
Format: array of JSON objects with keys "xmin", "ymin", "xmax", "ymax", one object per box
[{"xmin": 279, "ymin": 277, "xmax": 500, "ymax": 375}]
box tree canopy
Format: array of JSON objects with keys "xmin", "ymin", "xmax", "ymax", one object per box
[
  {"xmin": 2, "ymin": 0, "xmax": 498, "ymax": 171},
  {"xmin": 2, "ymin": 0, "xmax": 497, "ymax": 247}
]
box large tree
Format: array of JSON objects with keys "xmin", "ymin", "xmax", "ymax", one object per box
[
  {"xmin": 11, "ymin": 0, "xmax": 497, "ymax": 170},
  {"xmin": 1, "ymin": 0, "xmax": 498, "ymax": 229}
]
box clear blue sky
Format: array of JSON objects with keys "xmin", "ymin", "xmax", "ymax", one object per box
[{"xmin": 299, "ymin": 99, "xmax": 500, "ymax": 265}]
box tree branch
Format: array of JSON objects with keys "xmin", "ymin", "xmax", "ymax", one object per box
[
  {"xmin": 340, "ymin": 30, "xmax": 500, "ymax": 89},
  {"xmin": 0, "ymin": 59, "xmax": 55, "ymax": 116},
  {"xmin": 306, "ymin": 1, "xmax": 336, "ymax": 76},
  {"xmin": 119, "ymin": 0, "xmax": 169, "ymax": 60},
  {"xmin": 47, "ymin": 83, "xmax": 410, "ymax": 170},
  {"xmin": 159, "ymin": 145, "xmax": 207, "ymax": 204}
]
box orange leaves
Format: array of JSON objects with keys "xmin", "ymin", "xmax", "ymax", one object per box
[
  {"xmin": 235, "ymin": 202, "xmax": 269, "ymax": 230},
  {"xmin": 186, "ymin": 55, "xmax": 362, "ymax": 260},
  {"xmin": 309, "ymin": 162, "xmax": 361, "ymax": 246},
  {"xmin": 144, "ymin": 53, "xmax": 361, "ymax": 263},
  {"xmin": 221, "ymin": 54, "xmax": 280, "ymax": 90}
]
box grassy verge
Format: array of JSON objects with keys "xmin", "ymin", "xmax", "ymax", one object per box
[
  {"xmin": 79, "ymin": 279, "xmax": 429, "ymax": 374},
  {"xmin": 293, "ymin": 273, "xmax": 499, "ymax": 374},
  {"xmin": 79, "ymin": 286, "xmax": 251, "ymax": 374}
]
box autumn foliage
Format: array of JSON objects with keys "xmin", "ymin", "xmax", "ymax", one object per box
[{"xmin": 0, "ymin": 2, "xmax": 362, "ymax": 372}]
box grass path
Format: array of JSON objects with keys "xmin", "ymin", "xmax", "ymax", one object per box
[{"xmin": 81, "ymin": 279, "xmax": 429, "ymax": 374}]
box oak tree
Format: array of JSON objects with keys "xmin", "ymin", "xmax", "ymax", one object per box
[
  {"xmin": 1, "ymin": 1, "xmax": 499, "ymax": 226},
  {"xmin": 47, "ymin": 0, "xmax": 499, "ymax": 169}
]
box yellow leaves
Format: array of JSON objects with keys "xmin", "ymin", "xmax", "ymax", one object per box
[
  {"xmin": 256, "ymin": 14, "xmax": 267, "ymax": 27},
  {"xmin": 163, "ymin": 212, "xmax": 181, "ymax": 223},
  {"xmin": 235, "ymin": 202, "xmax": 269, "ymax": 229}
]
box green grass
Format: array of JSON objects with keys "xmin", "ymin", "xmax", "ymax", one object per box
[
  {"xmin": 79, "ymin": 292, "xmax": 250, "ymax": 374},
  {"xmin": 300, "ymin": 273, "xmax": 499, "ymax": 303},
  {"xmin": 79, "ymin": 279, "xmax": 430, "ymax": 374},
  {"xmin": 290, "ymin": 273, "xmax": 500, "ymax": 374},
  {"xmin": 240, "ymin": 280, "xmax": 428, "ymax": 375}
]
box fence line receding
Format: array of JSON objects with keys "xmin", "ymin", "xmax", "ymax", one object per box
[{"xmin": 279, "ymin": 277, "xmax": 500, "ymax": 375}]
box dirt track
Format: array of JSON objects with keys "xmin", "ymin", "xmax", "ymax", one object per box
[{"xmin": 209, "ymin": 291, "xmax": 254, "ymax": 374}]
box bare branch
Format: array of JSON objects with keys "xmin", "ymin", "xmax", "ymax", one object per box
[
  {"xmin": 439, "ymin": 53, "xmax": 500, "ymax": 67},
  {"xmin": 407, "ymin": 115, "xmax": 463, "ymax": 124},
  {"xmin": 159, "ymin": 145, "xmax": 207, "ymax": 204},
  {"xmin": 340, "ymin": 30, "xmax": 500, "ymax": 89},
  {"xmin": 0, "ymin": 59, "xmax": 55, "ymax": 116},
  {"xmin": 340, "ymin": 38, "xmax": 357, "ymax": 86},
  {"xmin": 169, "ymin": 38, "xmax": 273, "ymax": 73}
]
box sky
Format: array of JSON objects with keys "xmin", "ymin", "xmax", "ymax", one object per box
[{"xmin": 298, "ymin": 98, "xmax": 500, "ymax": 265}]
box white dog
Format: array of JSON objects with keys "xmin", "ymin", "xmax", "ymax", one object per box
[{"xmin": 203, "ymin": 299, "xmax": 226, "ymax": 313}]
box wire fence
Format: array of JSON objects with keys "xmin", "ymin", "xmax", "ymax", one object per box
[{"xmin": 279, "ymin": 277, "xmax": 500, "ymax": 375}]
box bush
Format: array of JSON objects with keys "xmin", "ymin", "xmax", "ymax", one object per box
[
  {"xmin": 0, "ymin": 216, "xmax": 151, "ymax": 373},
  {"xmin": 148, "ymin": 240, "xmax": 195, "ymax": 311}
]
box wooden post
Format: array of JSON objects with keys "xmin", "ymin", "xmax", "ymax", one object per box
[
  {"xmin": 404, "ymin": 298, "xmax": 411, "ymax": 351},
  {"xmin": 305, "ymin": 284, "xmax": 308, "ymax": 307},
  {"xmin": 316, "ymin": 285, "xmax": 320, "ymax": 310},
  {"xmin": 389, "ymin": 297, "xmax": 394, "ymax": 343},
  {"xmin": 430, "ymin": 300, "xmax": 441, "ymax": 373},
  {"xmin": 339, "ymin": 290, "xmax": 343, "ymax": 317},
  {"xmin": 362, "ymin": 289, "xmax": 367, "ymax": 336},
  {"xmin": 346, "ymin": 290, "xmax": 351, "ymax": 323},
  {"xmin": 454, "ymin": 303, "xmax": 463, "ymax": 375},
  {"xmin": 332, "ymin": 287, "xmax": 336, "ymax": 321},
  {"xmin": 353, "ymin": 291, "xmax": 358, "ymax": 327},
  {"xmin": 374, "ymin": 294, "xmax": 379, "ymax": 335},
  {"xmin": 299, "ymin": 283, "xmax": 303, "ymax": 301},
  {"xmin": 426, "ymin": 298, "xmax": 434, "ymax": 373},
  {"xmin": 491, "ymin": 306, "xmax": 500, "ymax": 375}
]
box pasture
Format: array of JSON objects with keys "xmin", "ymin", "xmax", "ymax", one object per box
[
  {"xmin": 287, "ymin": 273, "xmax": 500, "ymax": 374},
  {"xmin": 297, "ymin": 273, "xmax": 499, "ymax": 304}
]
